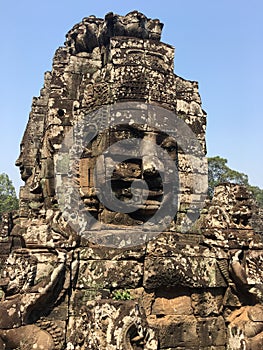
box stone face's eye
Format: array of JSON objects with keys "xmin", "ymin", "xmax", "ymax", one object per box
[
  {"xmin": 165, "ymin": 145, "xmax": 177, "ymax": 152},
  {"xmin": 161, "ymin": 138, "xmax": 177, "ymax": 153}
]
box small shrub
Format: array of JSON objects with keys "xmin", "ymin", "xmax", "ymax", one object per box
[{"xmin": 112, "ymin": 289, "xmax": 131, "ymax": 300}]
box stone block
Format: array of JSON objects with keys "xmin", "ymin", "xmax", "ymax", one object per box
[
  {"xmin": 0, "ymin": 299, "xmax": 22, "ymax": 328},
  {"xmin": 149, "ymin": 315, "xmax": 226, "ymax": 348},
  {"xmin": 151, "ymin": 315, "xmax": 199, "ymax": 348},
  {"xmin": 79, "ymin": 243, "xmax": 146, "ymax": 261},
  {"xmin": 143, "ymin": 255, "xmax": 227, "ymax": 289},
  {"xmin": 191, "ymin": 288, "xmax": 224, "ymax": 317},
  {"xmin": 77, "ymin": 260, "xmax": 143, "ymax": 289},
  {"xmin": 71, "ymin": 289, "xmax": 111, "ymax": 314},
  {"xmin": 248, "ymin": 304, "xmax": 263, "ymax": 322},
  {"xmin": 198, "ymin": 316, "xmax": 226, "ymax": 347},
  {"xmin": 152, "ymin": 295, "xmax": 193, "ymax": 316}
]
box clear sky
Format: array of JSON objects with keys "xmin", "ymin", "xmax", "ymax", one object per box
[{"xmin": 0, "ymin": 0, "xmax": 262, "ymax": 193}]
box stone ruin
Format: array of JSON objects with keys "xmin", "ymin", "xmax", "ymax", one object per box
[{"xmin": 0, "ymin": 11, "xmax": 263, "ymax": 350}]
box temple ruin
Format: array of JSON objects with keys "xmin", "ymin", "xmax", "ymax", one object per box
[{"xmin": 0, "ymin": 11, "xmax": 262, "ymax": 350}]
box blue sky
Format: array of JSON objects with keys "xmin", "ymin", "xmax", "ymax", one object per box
[{"xmin": 0, "ymin": 0, "xmax": 262, "ymax": 193}]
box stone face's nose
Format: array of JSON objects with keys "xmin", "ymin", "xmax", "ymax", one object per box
[
  {"xmin": 15, "ymin": 143, "xmax": 24, "ymax": 167},
  {"xmin": 142, "ymin": 155, "xmax": 163, "ymax": 176},
  {"xmin": 140, "ymin": 134, "xmax": 164, "ymax": 176},
  {"xmin": 15, "ymin": 157, "xmax": 22, "ymax": 167}
]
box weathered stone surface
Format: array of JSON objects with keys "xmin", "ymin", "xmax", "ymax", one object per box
[
  {"xmin": 247, "ymin": 304, "xmax": 263, "ymax": 322},
  {"xmin": 77, "ymin": 259, "xmax": 143, "ymax": 289},
  {"xmin": 0, "ymin": 324, "xmax": 56, "ymax": 350},
  {"xmin": 149, "ymin": 315, "xmax": 226, "ymax": 348},
  {"xmin": 191, "ymin": 288, "xmax": 224, "ymax": 316},
  {"xmin": 143, "ymin": 255, "xmax": 227, "ymax": 289},
  {"xmin": 152, "ymin": 295, "xmax": 193, "ymax": 316},
  {"xmin": 67, "ymin": 300, "xmax": 158, "ymax": 350},
  {"xmin": 227, "ymin": 306, "xmax": 263, "ymax": 350},
  {"xmin": 0, "ymin": 10, "xmax": 262, "ymax": 350},
  {"xmin": 79, "ymin": 241, "xmax": 146, "ymax": 260}
]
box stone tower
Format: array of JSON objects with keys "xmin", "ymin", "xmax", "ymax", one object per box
[{"xmin": 0, "ymin": 11, "xmax": 262, "ymax": 350}]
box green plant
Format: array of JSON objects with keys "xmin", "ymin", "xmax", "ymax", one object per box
[
  {"xmin": 208, "ymin": 156, "xmax": 263, "ymax": 207},
  {"xmin": 112, "ymin": 289, "xmax": 132, "ymax": 300},
  {"xmin": 0, "ymin": 173, "xmax": 19, "ymax": 221}
]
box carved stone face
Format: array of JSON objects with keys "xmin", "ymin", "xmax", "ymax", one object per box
[
  {"xmin": 15, "ymin": 143, "xmax": 33, "ymax": 181},
  {"xmin": 79, "ymin": 124, "xmax": 178, "ymax": 226}
]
